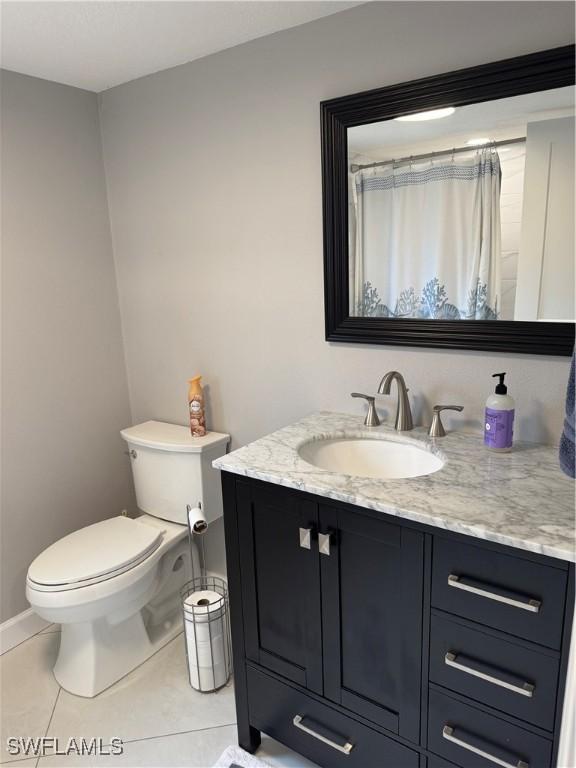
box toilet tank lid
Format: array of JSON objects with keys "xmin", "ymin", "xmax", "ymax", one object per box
[{"xmin": 121, "ymin": 421, "xmax": 230, "ymax": 453}]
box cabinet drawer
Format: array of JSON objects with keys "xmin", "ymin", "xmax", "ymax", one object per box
[
  {"xmin": 429, "ymin": 613, "xmax": 559, "ymax": 731},
  {"xmin": 428, "ymin": 689, "xmax": 552, "ymax": 768},
  {"xmin": 427, "ymin": 756, "xmax": 459, "ymax": 768},
  {"xmin": 247, "ymin": 665, "xmax": 419, "ymax": 768},
  {"xmin": 431, "ymin": 538, "xmax": 567, "ymax": 649}
]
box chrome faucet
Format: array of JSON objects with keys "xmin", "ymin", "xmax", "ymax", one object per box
[{"xmin": 377, "ymin": 371, "xmax": 413, "ymax": 431}]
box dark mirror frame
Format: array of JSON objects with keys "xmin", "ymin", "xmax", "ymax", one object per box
[{"xmin": 321, "ymin": 45, "xmax": 575, "ymax": 356}]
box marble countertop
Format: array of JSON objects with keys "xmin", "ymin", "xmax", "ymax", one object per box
[{"xmin": 213, "ymin": 411, "xmax": 575, "ymax": 562}]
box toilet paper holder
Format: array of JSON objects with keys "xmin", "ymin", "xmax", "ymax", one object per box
[
  {"xmin": 181, "ymin": 575, "xmax": 232, "ymax": 693},
  {"xmin": 182, "ymin": 503, "xmax": 231, "ymax": 692},
  {"xmin": 186, "ymin": 502, "xmax": 208, "ymax": 581},
  {"xmin": 186, "ymin": 503, "xmax": 208, "ymax": 535}
]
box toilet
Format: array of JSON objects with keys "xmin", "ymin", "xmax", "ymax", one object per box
[{"xmin": 26, "ymin": 421, "xmax": 230, "ymax": 698}]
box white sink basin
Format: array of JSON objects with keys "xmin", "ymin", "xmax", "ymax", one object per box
[{"xmin": 298, "ymin": 437, "xmax": 444, "ymax": 480}]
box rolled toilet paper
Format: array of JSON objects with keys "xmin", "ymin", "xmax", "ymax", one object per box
[
  {"xmin": 188, "ymin": 659, "xmax": 228, "ymax": 690},
  {"xmin": 184, "ymin": 593, "xmax": 226, "ymax": 657},
  {"xmin": 185, "ymin": 620, "xmax": 228, "ymax": 667},
  {"xmin": 183, "ymin": 590, "xmax": 223, "ymax": 617},
  {"xmin": 187, "ymin": 505, "xmax": 208, "ymax": 534},
  {"xmin": 184, "ymin": 618, "xmax": 226, "ymax": 657}
]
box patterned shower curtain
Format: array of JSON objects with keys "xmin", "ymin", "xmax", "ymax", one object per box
[{"xmin": 350, "ymin": 148, "xmax": 502, "ymax": 320}]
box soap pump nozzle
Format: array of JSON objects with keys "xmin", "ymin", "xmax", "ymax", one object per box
[{"xmin": 492, "ymin": 372, "xmax": 507, "ymax": 395}]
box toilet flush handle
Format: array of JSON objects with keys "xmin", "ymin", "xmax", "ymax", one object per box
[{"xmin": 124, "ymin": 449, "xmax": 137, "ymax": 459}]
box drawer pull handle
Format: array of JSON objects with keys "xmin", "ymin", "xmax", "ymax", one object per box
[
  {"xmin": 448, "ymin": 574, "xmax": 541, "ymax": 613},
  {"xmin": 293, "ymin": 715, "xmax": 354, "ymax": 755},
  {"xmin": 443, "ymin": 725, "xmax": 529, "ymax": 768},
  {"xmin": 445, "ymin": 652, "xmax": 535, "ymax": 697}
]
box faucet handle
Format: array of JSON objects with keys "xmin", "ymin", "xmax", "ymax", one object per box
[
  {"xmin": 429, "ymin": 405, "xmax": 464, "ymax": 437},
  {"xmin": 351, "ymin": 393, "xmax": 381, "ymax": 427}
]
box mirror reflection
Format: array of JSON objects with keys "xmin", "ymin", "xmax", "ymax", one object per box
[{"xmin": 348, "ymin": 87, "xmax": 574, "ymax": 321}]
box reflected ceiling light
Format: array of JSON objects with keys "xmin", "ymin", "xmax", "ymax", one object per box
[
  {"xmin": 395, "ymin": 107, "xmax": 455, "ymax": 122},
  {"xmin": 467, "ymin": 137, "xmax": 491, "ymax": 146}
]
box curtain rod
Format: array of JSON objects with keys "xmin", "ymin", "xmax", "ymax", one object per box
[{"xmin": 350, "ymin": 137, "xmax": 526, "ymax": 172}]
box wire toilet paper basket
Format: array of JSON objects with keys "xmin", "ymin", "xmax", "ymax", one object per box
[{"xmin": 181, "ymin": 574, "xmax": 232, "ymax": 692}]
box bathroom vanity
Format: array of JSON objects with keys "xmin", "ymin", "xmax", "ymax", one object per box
[{"xmin": 214, "ymin": 413, "xmax": 575, "ymax": 768}]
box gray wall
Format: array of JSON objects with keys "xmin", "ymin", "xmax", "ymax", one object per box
[
  {"xmin": 99, "ymin": 1, "xmax": 574, "ymax": 445},
  {"xmin": 98, "ymin": 2, "xmax": 574, "ymax": 572},
  {"xmin": 1, "ymin": 71, "xmax": 134, "ymax": 621}
]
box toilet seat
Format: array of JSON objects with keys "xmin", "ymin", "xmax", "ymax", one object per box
[{"xmin": 27, "ymin": 516, "xmax": 164, "ymax": 592}]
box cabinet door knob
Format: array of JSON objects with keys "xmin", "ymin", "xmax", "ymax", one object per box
[
  {"xmin": 318, "ymin": 532, "xmax": 332, "ymax": 556},
  {"xmin": 299, "ymin": 527, "xmax": 312, "ymax": 550}
]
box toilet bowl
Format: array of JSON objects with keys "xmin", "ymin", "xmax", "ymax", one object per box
[
  {"xmin": 26, "ymin": 421, "xmax": 230, "ymax": 697},
  {"xmin": 26, "ymin": 515, "xmax": 193, "ymax": 697}
]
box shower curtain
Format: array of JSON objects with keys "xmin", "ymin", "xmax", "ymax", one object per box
[{"xmin": 350, "ymin": 148, "xmax": 502, "ymax": 319}]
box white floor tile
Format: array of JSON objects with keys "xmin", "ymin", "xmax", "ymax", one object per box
[
  {"xmin": 36, "ymin": 731, "xmax": 314, "ymax": 768},
  {"xmin": 39, "ymin": 626, "xmax": 60, "ymax": 635},
  {"xmin": 0, "ymin": 634, "xmax": 60, "ymax": 764},
  {"xmin": 38, "ymin": 724, "xmax": 238, "ymax": 767},
  {"xmin": 1, "ymin": 630, "xmax": 314, "ymax": 768},
  {"xmin": 257, "ymin": 735, "xmax": 317, "ymax": 768},
  {"xmin": 47, "ymin": 636, "xmax": 236, "ymax": 747}
]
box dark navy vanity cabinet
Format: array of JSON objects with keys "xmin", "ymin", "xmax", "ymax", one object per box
[{"xmin": 222, "ymin": 473, "xmax": 574, "ymax": 768}]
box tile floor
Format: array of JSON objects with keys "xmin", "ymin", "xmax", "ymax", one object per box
[{"xmin": 1, "ymin": 626, "xmax": 315, "ymax": 768}]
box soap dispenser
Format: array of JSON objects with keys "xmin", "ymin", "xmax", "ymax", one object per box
[{"xmin": 484, "ymin": 372, "xmax": 515, "ymax": 452}]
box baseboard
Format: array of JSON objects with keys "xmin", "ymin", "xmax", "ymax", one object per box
[{"xmin": 0, "ymin": 608, "xmax": 51, "ymax": 655}]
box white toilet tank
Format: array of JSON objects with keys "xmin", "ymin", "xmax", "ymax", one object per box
[{"xmin": 120, "ymin": 421, "xmax": 230, "ymax": 526}]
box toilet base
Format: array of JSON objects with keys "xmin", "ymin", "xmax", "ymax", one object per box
[
  {"xmin": 54, "ymin": 605, "xmax": 184, "ymax": 698},
  {"xmin": 52, "ymin": 536, "xmax": 194, "ymax": 698}
]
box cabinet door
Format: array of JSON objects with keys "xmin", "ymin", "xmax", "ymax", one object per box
[
  {"xmin": 320, "ymin": 506, "xmax": 423, "ymax": 742},
  {"xmin": 237, "ymin": 482, "xmax": 323, "ymax": 693}
]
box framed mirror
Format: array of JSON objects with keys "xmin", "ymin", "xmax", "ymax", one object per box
[{"xmin": 321, "ymin": 45, "xmax": 575, "ymax": 355}]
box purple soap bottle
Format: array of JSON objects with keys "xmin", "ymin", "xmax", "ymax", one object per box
[{"xmin": 484, "ymin": 373, "xmax": 515, "ymax": 452}]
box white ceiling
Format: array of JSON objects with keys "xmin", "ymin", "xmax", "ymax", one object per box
[
  {"xmin": 0, "ymin": 1, "xmax": 361, "ymax": 92},
  {"xmin": 349, "ymin": 86, "xmax": 575, "ymax": 161}
]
